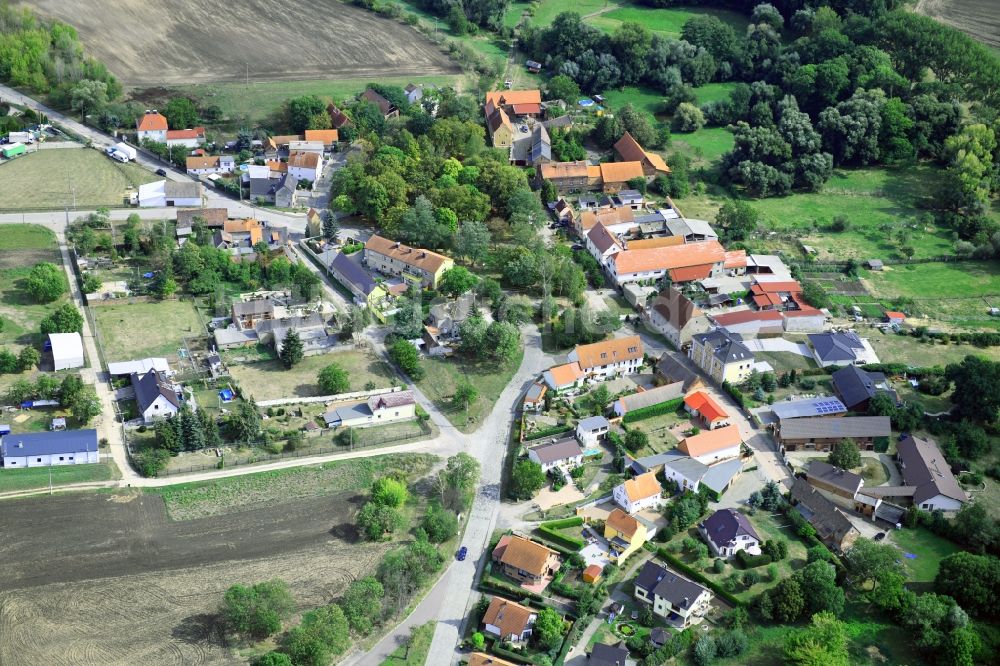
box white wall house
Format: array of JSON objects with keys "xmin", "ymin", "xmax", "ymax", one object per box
[
  {"xmin": 0, "ymin": 429, "xmax": 99, "ymax": 468},
  {"xmin": 698, "ymin": 509, "xmax": 762, "ymax": 559},
  {"xmin": 575, "ymin": 415, "xmax": 610, "ymax": 448},
  {"xmin": 131, "ymin": 369, "xmax": 181, "ymax": 424},
  {"xmin": 287, "ymin": 151, "xmax": 323, "ymax": 183},
  {"xmin": 569, "ymin": 336, "xmax": 644, "ymax": 381},
  {"xmin": 136, "ymin": 110, "xmax": 168, "ymax": 143},
  {"xmin": 527, "ymin": 438, "xmax": 584, "ymax": 472},
  {"xmin": 613, "ymin": 472, "xmax": 663, "ymax": 515}
]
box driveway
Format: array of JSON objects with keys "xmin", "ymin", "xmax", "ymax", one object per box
[{"xmin": 743, "ymin": 338, "xmax": 812, "ymax": 356}]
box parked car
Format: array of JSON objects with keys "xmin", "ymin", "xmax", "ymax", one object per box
[
  {"xmin": 457, "ymin": 546, "xmax": 468, "ymax": 561},
  {"xmin": 155, "ymin": 168, "xmax": 167, "ymax": 177},
  {"xmin": 874, "ymin": 532, "xmax": 886, "ymax": 541}
]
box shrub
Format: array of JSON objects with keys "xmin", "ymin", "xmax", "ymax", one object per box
[{"xmin": 736, "ymin": 550, "xmax": 773, "ymax": 569}]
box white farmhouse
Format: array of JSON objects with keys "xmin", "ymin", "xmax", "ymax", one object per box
[
  {"xmin": 568, "ymin": 335, "xmax": 643, "ymax": 380},
  {"xmin": 613, "ymin": 472, "xmax": 663, "ymax": 514},
  {"xmin": 0, "ymin": 429, "xmax": 99, "ymax": 468}
]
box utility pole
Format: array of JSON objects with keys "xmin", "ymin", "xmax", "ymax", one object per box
[{"xmin": 246, "ymin": 62, "xmax": 249, "ymax": 88}]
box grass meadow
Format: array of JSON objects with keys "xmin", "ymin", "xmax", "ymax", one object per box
[{"xmin": 92, "ymin": 299, "xmax": 204, "ymax": 363}]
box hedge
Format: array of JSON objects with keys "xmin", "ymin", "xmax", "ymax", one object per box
[
  {"xmin": 537, "ymin": 518, "xmax": 585, "ymax": 551},
  {"xmin": 490, "ymin": 643, "xmax": 539, "ymax": 665},
  {"xmin": 524, "ymin": 425, "xmax": 574, "ymax": 442},
  {"xmin": 480, "ymin": 575, "xmax": 544, "ymax": 603},
  {"xmin": 622, "ymin": 397, "xmax": 684, "ymax": 424},
  {"xmin": 655, "ymin": 548, "xmax": 745, "ymax": 608},
  {"xmin": 735, "ymin": 550, "xmax": 773, "ymax": 569}
]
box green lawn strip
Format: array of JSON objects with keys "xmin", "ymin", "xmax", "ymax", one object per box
[
  {"xmin": 671, "ymin": 127, "xmax": 736, "ymax": 166},
  {"xmin": 0, "ymin": 224, "xmax": 66, "ymax": 353},
  {"xmin": 0, "ymin": 461, "xmax": 116, "ymax": 493},
  {"xmin": 585, "ymin": 5, "xmax": 750, "ymax": 37},
  {"xmin": 865, "ymin": 329, "xmax": 1000, "ymax": 366},
  {"xmin": 91, "ymin": 299, "xmax": 204, "ymax": 362},
  {"xmin": 414, "ymin": 348, "xmax": 524, "ymax": 433},
  {"xmin": 600, "ymin": 85, "xmax": 665, "ymax": 118},
  {"xmin": 866, "ymin": 260, "xmax": 1000, "ymax": 300},
  {"xmin": 535, "ymin": 0, "xmax": 615, "ymax": 25},
  {"xmin": 227, "ymin": 350, "xmax": 397, "ymax": 402},
  {"xmin": 379, "ymin": 621, "xmax": 435, "ymax": 666},
  {"xmin": 859, "ymin": 458, "xmax": 889, "ymax": 485},
  {"xmin": 894, "ymin": 384, "xmax": 953, "ymax": 414},
  {"xmin": 888, "ymin": 527, "xmax": 961, "ymax": 583},
  {"xmin": 1, "ymin": 223, "xmax": 59, "ymax": 250},
  {"xmin": 145, "ymin": 453, "xmax": 436, "ymax": 520},
  {"xmin": 753, "ymin": 351, "xmax": 816, "ymax": 374},
  {"xmin": 693, "ymin": 82, "xmax": 738, "ymax": 105}
]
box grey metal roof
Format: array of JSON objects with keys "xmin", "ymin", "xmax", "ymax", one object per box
[
  {"xmin": 682, "ymin": 219, "xmax": 717, "ymax": 238},
  {"xmin": 779, "ymin": 416, "xmax": 890, "ymax": 441},
  {"xmin": 131, "ymin": 369, "xmax": 180, "ymax": 412},
  {"xmin": 232, "ymin": 299, "xmax": 275, "ymax": 317},
  {"xmin": 525, "ymin": 383, "xmax": 545, "ymax": 401},
  {"xmin": 214, "ymin": 327, "xmax": 259, "ymax": 346},
  {"xmin": 634, "ymin": 561, "xmax": 709, "ymax": 610},
  {"xmin": 529, "ymin": 124, "xmax": 551, "ymax": 163},
  {"xmin": 693, "ymin": 329, "xmax": 753, "ymax": 364},
  {"xmin": 807, "ymin": 460, "xmax": 863, "ymax": 495},
  {"xmin": 897, "ymin": 435, "xmax": 967, "ymax": 504},
  {"xmin": 771, "ymin": 396, "xmax": 847, "ymax": 420},
  {"xmin": 700, "ymin": 458, "xmax": 743, "ymax": 494},
  {"xmin": 325, "ymin": 402, "xmax": 371, "ymax": 424},
  {"xmin": 632, "ymin": 449, "xmax": 688, "ymax": 473},
  {"xmin": 529, "ymin": 438, "xmax": 583, "ymax": 465},
  {"xmin": 809, "ymin": 332, "xmax": 864, "ymax": 363},
  {"xmin": 1, "ymin": 429, "xmax": 98, "ymax": 457},
  {"xmin": 700, "ymin": 508, "xmax": 760, "ymax": 550},
  {"xmin": 831, "ymin": 365, "xmax": 891, "ymax": 410},
  {"xmin": 331, "ymin": 252, "xmax": 377, "ymax": 295},
  {"xmin": 164, "ymin": 180, "xmax": 201, "ymax": 199},
  {"xmin": 577, "ymin": 415, "xmax": 610, "ymax": 432},
  {"xmin": 663, "ymin": 455, "xmax": 708, "ymax": 480},
  {"xmin": 107, "ymin": 357, "xmax": 170, "ymax": 376}
]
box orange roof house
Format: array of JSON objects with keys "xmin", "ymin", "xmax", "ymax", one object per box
[
  {"xmin": 543, "ymin": 362, "xmax": 585, "ymax": 391},
  {"xmin": 570, "ymin": 335, "xmax": 644, "ymax": 372},
  {"xmin": 485, "ymin": 89, "xmax": 542, "ymax": 108},
  {"xmin": 288, "ymin": 151, "xmax": 321, "ymax": 169},
  {"xmin": 136, "ymin": 111, "xmax": 168, "ymax": 132},
  {"xmin": 627, "ymin": 236, "xmax": 685, "ymax": 250},
  {"xmin": 186, "ymin": 156, "xmax": 220, "ymax": 171},
  {"xmin": 614, "ymin": 131, "xmax": 670, "ymax": 176},
  {"xmin": 724, "ymin": 250, "xmax": 747, "ymax": 271},
  {"xmin": 577, "ymin": 206, "xmax": 635, "ymax": 233},
  {"xmin": 599, "ymin": 161, "xmax": 646, "ymax": 191},
  {"xmin": 491, "ymin": 535, "xmax": 560, "ymax": 586},
  {"xmin": 606, "ymin": 507, "xmax": 641, "ymax": 540},
  {"xmin": 684, "ymin": 391, "xmax": 730, "ymax": 428},
  {"xmin": 611, "ymin": 241, "xmax": 725, "ymax": 283},
  {"xmin": 304, "ymin": 129, "xmax": 339, "ymax": 145},
  {"xmin": 678, "ymin": 424, "xmax": 742, "ymax": 463},
  {"xmin": 223, "ymin": 218, "xmax": 263, "ymax": 246},
  {"xmin": 482, "ymin": 596, "xmax": 538, "ymax": 642}
]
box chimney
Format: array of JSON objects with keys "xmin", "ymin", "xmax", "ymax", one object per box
[{"xmin": 683, "ymin": 596, "xmax": 689, "ymax": 607}]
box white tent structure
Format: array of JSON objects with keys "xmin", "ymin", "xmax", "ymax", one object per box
[{"xmin": 49, "ymin": 332, "xmax": 84, "ymax": 370}]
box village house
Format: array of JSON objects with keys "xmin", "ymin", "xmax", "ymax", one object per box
[
  {"xmin": 633, "ymin": 561, "xmax": 713, "ymax": 628},
  {"xmin": 404, "ymin": 83, "xmax": 423, "ymax": 104},
  {"xmin": 542, "ymin": 362, "xmax": 585, "ymax": 393},
  {"xmin": 604, "ymin": 507, "xmax": 648, "ymax": 563},
  {"xmin": 576, "ymin": 206, "xmax": 636, "ymax": 238},
  {"xmin": 698, "ymin": 508, "xmax": 762, "ymax": 559},
  {"xmin": 689, "ymin": 329, "xmax": 755, "ymax": 385},
  {"xmin": 538, "ymin": 160, "xmax": 590, "ymax": 192},
  {"xmin": 608, "ymin": 240, "xmax": 726, "ymax": 287},
  {"xmin": 789, "ymin": 478, "xmax": 861, "ymax": 553},
  {"xmin": 327, "ymin": 103, "xmax": 353, "ymax": 130},
  {"xmin": 831, "ymin": 365, "xmax": 897, "ymax": 412},
  {"xmin": 329, "ymin": 252, "xmax": 387, "ymax": 311},
  {"xmin": 613, "ymin": 471, "xmax": 663, "ymax": 514},
  {"xmin": 575, "ymin": 415, "xmax": 610, "ymax": 448},
  {"xmin": 646, "ymin": 287, "xmax": 711, "ymax": 349},
  {"xmin": 590, "ymin": 643, "xmax": 631, "ymax": 666},
  {"xmin": 486, "ymin": 101, "xmax": 514, "ymax": 148},
  {"xmin": 0, "ymin": 429, "xmax": 99, "ymax": 468},
  {"xmin": 599, "ymin": 161, "xmax": 647, "ymax": 193},
  {"xmin": 165, "ymin": 127, "xmax": 206, "ymax": 148},
  {"xmin": 485, "ymin": 89, "xmax": 543, "ymax": 119},
  {"xmin": 778, "ymin": 416, "xmax": 891, "ymax": 452},
  {"xmin": 186, "ymin": 154, "xmax": 235, "ymax": 176},
  {"xmin": 808, "ymin": 331, "xmax": 880, "ymax": 367},
  {"xmin": 522, "ymin": 382, "xmax": 547, "ymax": 413},
  {"xmin": 683, "ymin": 391, "xmax": 731, "ymax": 430},
  {"xmin": 130, "ymin": 369, "xmax": 181, "ymax": 424},
  {"xmin": 585, "ymin": 222, "xmax": 623, "ymax": 265},
  {"xmin": 362, "ymin": 88, "xmax": 399, "ymax": 119},
  {"xmin": 428, "ymin": 292, "xmax": 477, "ymax": 337},
  {"xmin": 491, "ymin": 534, "xmax": 560, "ymax": 587},
  {"xmin": 568, "ymin": 335, "xmax": 644, "ymax": 380},
  {"xmin": 482, "ymin": 596, "xmax": 538, "ymax": 644},
  {"xmin": 177, "ymin": 207, "xmax": 227, "ymax": 228},
  {"xmin": 216, "ymin": 218, "xmax": 264, "ymax": 252},
  {"xmin": 708, "ymin": 309, "xmax": 785, "ymax": 338},
  {"xmin": 322, "ymin": 391, "xmax": 416, "ymax": 428},
  {"xmin": 364, "ymin": 235, "xmax": 454, "ymax": 289},
  {"xmin": 288, "ymin": 140, "xmax": 325, "ymax": 155},
  {"xmin": 613, "ymin": 382, "xmax": 685, "ymax": 419},
  {"xmin": 897, "ymin": 435, "xmax": 967, "ymax": 511},
  {"xmin": 231, "ymin": 298, "xmax": 274, "ymax": 329},
  {"xmin": 510, "ymin": 123, "xmax": 551, "ymax": 167},
  {"xmin": 527, "ymin": 438, "xmax": 584, "ymax": 472},
  {"xmin": 287, "ymin": 150, "xmax": 323, "ymax": 184},
  {"xmin": 771, "ymin": 397, "xmax": 847, "ymax": 423},
  {"xmin": 136, "ymin": 110, "xmax": 168, "ymax": 143},
  {"xmin": 613, "ymin": 131, "xmax": 671, "ymax": 178},
  {"xmin": 678, "ymin": 424, "xmax": 742, "ymax": 465},
  {"xmin": 552, "ymin": 198, "xmax": 575, "ymax": 224},
  {"xmin": 658, "ymin": 454, "xmax": 743, "ymax": 500}
]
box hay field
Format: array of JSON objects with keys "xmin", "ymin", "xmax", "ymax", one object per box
[{"xmin": 24, "ymin": 0, "xmax": 460, "ymax": 86}]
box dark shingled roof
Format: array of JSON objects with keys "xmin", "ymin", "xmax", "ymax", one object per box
[
  {"xmin": 831, "ymin": 365, "xmax": 895, "ymax": 410},
  {"xmin": 131, "ymin": 369, "xmax": 180, "ymax": 412},
  {"xmin": 790, "ymin": 478, "xmax": 859, "ymax": 549},
  {"xmin": 699, "ymin": 508, "xmax": 761, "ymax": 551},
  {"xmin": 807, "ymin": 460, "xmax": 864, "ymax": 496},
  {"xmin": 529, "ymin": 438, "xmax": 583, "ymax": 465},
  {"xmin": 330, "ymin": 252, "xmax": 378, "ymax": 296},
  {"xmin": 693, "ymin": 329, "xmax": 753, "ymax": 364},
  {"xmin": 590, "ymin": 642, "xmax": 630, "ymax": 666},
  {"xmin": 897, "ymin": 435, "xmax": 967, "ymax": 504},
  {"xmin": 779, "ymin": 416, "xmax": 891, "ymax": 441},
  {"xmin": 634, "ymin": 561, "xmax": 709, "ymax": 611},
  {"xmin": 809, "ymin": 332, "xmax": 865, "ymax": 363}
]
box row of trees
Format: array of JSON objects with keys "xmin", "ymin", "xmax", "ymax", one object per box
[{"xmin": 3, "ymin": 373, "xmax": 98, "ymax": 424}]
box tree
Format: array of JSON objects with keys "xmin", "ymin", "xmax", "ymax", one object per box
[
  {"xmin": 546, "ymin": 74, "xmax": 580, "ymax": 103},
  {"xmin": 828, "ymin": 439, "xmax": 861, "ymax": 469},
  {"xmin": 25, "ymin": 262, "xmax": 67, "ymax": 303},
  {"xmin": 935, "ymin": 552, "xmax": 1000, "ymax": 618},
  {"xmin": 940, "ymin": 627, "xmax": 981, "ymax": 666},
  {"xmin": 943, "ymin": 123, "xmax": 997, "ymax": 217},
  {"xmin": 372, "ymin": 477, "xmax": 408, "ymax": 508},
  {"xmin": 624, "ymin": 429, "xmax": 649, "ymax": 454},
  {"xmin": 284, "ymin": 603, "xmax": 350, "ymax": 665},
  {"xmin": 399, "ymin": 196, "xmax": 450, "ymax": 249},
  {"xmin": 279, "ymin": 329, "xmax": 304, "ymax": 368},
  {"xmin": 715, "ymin": 201, "xmax": 760, "ymax": 243},
  {"xmin": 470, "ymin": 631, "xmax": 486, "ymax": 650},
  {"xmin": 438, "ymin": 266, "xmax": 478, "ymax": 297},
  {"xmin": 18, "ymin": 346, "xmax": 40, "ymax": 371},
  {"xmin": 485, "ymin": 321, "xmax": 521, "ymax": 364},
  {"xmin": 532, "ymin": 607, "xmax": 564, "ymax": 650},
  {"xmin": 845, "ymin": 538, "xmax": 904, "ymax": 593},
  {"xmin": 454, "ymin": 219, "xmax": 491, "ymax": 265},
  {"xmin": 510, "ymin": 459, "xmax": 546, "ymax": 500},
  {"xmin": 229, "ymin": 401, "xmax": 262, "ymax": 443},
  {"xmin": 0, "ymin": 350, "xmax": 18, "ymax": 374},
  {"xmin": 69, "ymin": 79, "xmax": 108, "ymax": 117},
  {"xmin": 341, "ymin": 577, "xmax": 384, "ymax": 635},
  {"xmin": 255, "ymin": 653, "xmax": 292, "ymax": 666},
  {"xmin": 422, "ymin": 503, "xmax": 458, "ymax": 543},
  {"xmin": 390, "ymin": 339, "xmax": 423, "ymax": 380},
  {"xmin": 318, "ymin": 363, "xmax": 350, "ymax": 395},
  {"xmin": 771, "ymin": 576, "xmax": 806, "ymax": 622},
  {"xmin": 454, "ymin": 381, "xmax": 478, "ymax": 410},
  {"xmin": 164, "ymin": 97, "xmax": 198, "ymax": 129},
  {"xmin": 437, "ymin": 452, "xmax": 480, "ymax": 511},
  {"xmin": 673, "ymin": 102, "xmax": 705, "ymax": 132},
  {"xmin": 221, "ymin": 580, "xmax": 295, "ymax": 638},
  {"xmin": 357, "ymin": 501, "xmax": 405, "ymax": 540},
  {"xmin": 287, "ymin": 95, "xmax": 328, "ymax": 133},
  {"xmin": 946, "ymin": 356, "xmax": 1000, "ymax": 423},
  {"xmin": 798, "ymin": 561, "xmax": 845, "ymax": 617},
  {"xmin": 71, "ymin": 389, "xmax": 101, "ymax": 425},
  {"xmin": 784, "ymin": 612, "xmax": 849, "ymax": 666},
  {"xmin": 322, "ymin": 214, "xmax": 339, "ymax": 242}
]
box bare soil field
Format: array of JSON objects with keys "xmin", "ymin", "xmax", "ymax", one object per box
[
  {"xmin": 22, "ymin": 0, "xmax": 460, "ymax": 86},
  {"xmin": 916, "ymin": 0, "xmax": 1000, "ymax": 50}
]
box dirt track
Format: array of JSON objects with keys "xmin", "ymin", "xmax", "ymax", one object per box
[
  {"xmin": 0, "ymin": 492, "xmax": 389, "ymax": 664},
  {"xmin": 22, "ymin": 0, "xmax": 460, "ymax": 85}
]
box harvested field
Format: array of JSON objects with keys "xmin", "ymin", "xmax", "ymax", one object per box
[
  {"xmin": 25, "ymin": 0, "xmax": 460, "ymax": 86},
  {"xmin": 916, "ymin": 0, "xmax": 1000, "ymax": 49}
]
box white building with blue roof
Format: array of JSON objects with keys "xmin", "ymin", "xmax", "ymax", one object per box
[{"xmin": 1, "ymin": 429, "xmax": 99, "ymax": 467}]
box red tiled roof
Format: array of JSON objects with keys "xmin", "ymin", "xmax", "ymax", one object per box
[
  {"xmin": 511, "ymin": 102, "xmax": 542, "ymax": 115},
  {"xmin": 136, "ymin": 112, "xmax": 167, "ymax": 132},
  {"xmin": 684, "ymin": 391, "xmax": 729, "ymax": 423},
  {"xmin": 166, "ymin": 127, "xmax": 205, "ymax": 140}
]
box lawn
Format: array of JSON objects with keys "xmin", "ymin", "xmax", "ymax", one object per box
[
  {"xmin": 228, "ymin": 349, "xmax": 396, "ymax": 401},
  {"xmin": 860, "ymin": 458, "xmax": 889, "ymax": 486},
  {"xmin": 348, "ymin": 419, "xmax": 435, "ymax": 448},
  {"xmin": 380, "ymin": 621, "xmax": 435, "ymax": 666},
  {"xmin": 3, "ymin": 404, "xmax": 78, "ymax": 434},
  {"xmin": 600, "ymin": 85, "xmax": 664, "ymax": 118},
  {"xmin": 0, "ymin": 461, "xmax": 116, "ymax": 493},
  {"xmin": 626, "ymin": 411, "xmax": 685, "ymax": 456},
  {"xmin": 586, "ymin": 5, "xmax": 750, "ymax": 37},
  {"xmin": 865, "ymin": 329, "xmax": 1000, "ymax": 367},
  {"xmin": 866, "ymin": 260, "xmax": 1000, "ymax": 300},
  {"xmin": 693, "ymin": 82, "xmax": 738, "ymax": 106},
  {"xmin": 888, "ymin": 527, "xmax": 962, "ymax": 583},
  {"xmin": 894, "ymin": 384, "xmax": 953, "ymax": 415},
  {"xmin": 532, "ymin": 0, "xmax": 615, "ymax": 26},
  {"xmin": 0, "ymin": 148, "xmax": 156, "ymax": 210},
  {"xmin": 91, "ymin": 299, "xmax": 205, "ymax": 363},
  {"xmin": 671, "ymin": 127, "xmax": 736, "ymax": 166},
  {"xmin": 754, "ymin": 351, "xmax": 816, "ymax": 374},
  {"xmin": 0, "ymin": 224, "xmax": 66, "ymax": 354},
  {"xmin": 414, "ymin": 349, "xmax": 524, "ymax": 433}
]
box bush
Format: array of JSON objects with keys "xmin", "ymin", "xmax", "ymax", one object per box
[
  {"xmin": 622, "ymin": 397, "xmax": 684, "ymax": 423},
  {"xmin": 713, "ymin": 558, "xmax": 726, "ymax": 574},
  {"xmin": 221, "ymin": 580, "xmax": 295, "ymax": 639},
  {"xmin": 736, "ymin": 550, "xmax": 773, "ymax": 569},
  {"xmin": 538, "ymin": 517, "xmax": 585, "ymax": 550}
]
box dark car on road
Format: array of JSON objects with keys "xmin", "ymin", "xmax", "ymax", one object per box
[
  {"xmin": 457, "ymin": 546, "xmax": 468, "ymax": 561},
  {"xmin": 155, "ymin": 168, "xmax": 167, "ymax": 177}
]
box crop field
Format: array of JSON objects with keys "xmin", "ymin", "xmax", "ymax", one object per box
[
  {"xmin": 916, "ymin": 0, "xmax": 1000, "ymax": 49},
  {"xmin": 0, "ymin": 148, "xmax": 156, "ymax": 210},
  {"xmin": 92, "ymin": 300, "xmax": 204, "ymax": 364},
  {"xmin": 0, "ymin": 224, "xmax": 65, "ymax": 357},
  {"xmin": 26, "ymin": 0, "xmax": 459, "ymax": 86},
  {"xmin": 227, "ymin": 348, "xmax": 396, "ymax": 401}
]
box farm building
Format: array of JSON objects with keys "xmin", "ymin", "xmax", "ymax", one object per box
[
  {"xmin": 613, "ymin": 382, "xmax": 685, "ymax": 418},
  {"xmin": 176, "ymin": 207, "xmax": 227, "ymax": 228},
  {"xmin": 655, "ymin": 354, "xmax": 704, "ymax": 392},
  {"xmin": 805, "ymin": 461, "xmax": 864, "ymax": 499},
  {"xmin": 0, "ymin": 429, "xmax": 99, "ymax": 468},
  {"xmin": 608, "ymin": 240, "xmax": 726, "ymax": 287},
  {"xmin": 614, "ymin": 131, "xmax": 670, "ymax": 178},
  {"xmin": 49, "ymin": 332, "xmax": 84, "ymax": 370},
  {"xmin": 137, "ymin": 180, "xmax": 203, "ymax": 207},
  {"xmin": 770, "ymin": 396, "xmax": 847, "ymax": 423},
  {"xmin": 646, "ymin": 287, "xmax": 710, "ymax": 349},
  {"xmin": 778, "ymin": 416, "xmax": 891, "ymax": 452},
  {"xmin": 323, "ymin": 391, "xmax": 416, "ymax": 428}
]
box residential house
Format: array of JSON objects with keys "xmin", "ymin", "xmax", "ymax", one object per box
[
  {"xmin": 491, "ymin": 534, "xmax": 560, "ymax": 585},
  {"xmin": 363, "ymin": 235, "xmax": 454, "ymax": 289},
  {"xmin": 287, "ymin": 151, "xmax": 323, "ymax": 184},
  {"xmin": 249, "ymin": 176, "xmax": 281, "ymax": 204},
  {"xmin": 789, "ymin": 478, "xmax": 861, "ymax": 553},
  {"xmin": 288, "ymin": 140, "xmax": 325, "ymax": 155},
  {"xmin": 0, "ymin": 429, "xmax": 99, "ymax": 468},
  {"xmin": 778, "ymin": 416, "xmax": 891, "ymax": 452},
  {"xmin": 575, "ymin": 415, "xmax": 610, "ymax": 448},
  {"xmin": 404, "ymin": 83, "xmax": 423, "ymax": 104},
  {"xmin": 469, "ymin": 653, "xmax": 518, "ymax": 666},
  {"xmin": 613, "ymin": 382, "xmax": 685, "ymax": 418},
  {"xmin": 232, "ymin": 298, "xmax": 274, "ymax": 329},
  {"xmin": 131, "ymin": 369, "xmax": 181, "ymax": 424},
  {"xmin": 808, "ymin": 332, "xmax": 879, "ymax": 367},
  {"xmin": 771, "ymin": 397, "xmax": 847, "ymax": 423},
  {"xmin": 428, "ymin": 292, "xmax": 476, "ymax": 336},
  {"xmin": 362, "ymin": 89, "xmax": 398, "ymax": 119},
  {"xmin": 266, "ymin": 159, "xmax": 287, "ymax": 175},
  {"xmin": 538, "ymin": 160, "xmax": 589, "ymax": 192},
  {"xmin": 329, "ymin": 252, "xmax": 386, "ymax": 310},
  {"xmin": 260, "ymin": 314, "xmax": 333, "ymax": 355},
  {"xmin": 542, "ymin": 362, "xmax": 585, "ymax": 393},
  {"xmin": 586, "ymin": 223, "xmax": 623, "ymax": 265},
  {"xmin": 613, "ymin": 472, "xmax": 663, "ymax": 514},
  {"xmin": 165, "ymin": 127, "xmax": 206, "ymax": 148},
  {"xmin": 523, "ymin": 382, "xmax": 547, "ymax": 412},
  {"xmin": 486, "ymin": 101, "xmax": 514, "ymax": 148},
  {"xmin": 831, "ymin": 365, "xmax": 897, "ymax": 412},
  {"xmin": 177, "ymin": 207, "xmax": 227, "ymax": 228},
  {"xmin": 608, "ymin": 241, "xmax": 726, "ymax": 287},
  {"xmin": 897, "ymin": 435, "xmax": 967, "ymax": 511},
  {"xmin": 303, "ymin": 129, "xmax": 339, "ymax": 147},
  {"xmin": 698, "ymin": 508, "xmax": 762, "ymax": 559},
  {"xmin": 655, "ymin": 354, "xmax": 704, "ymax": 393},
  {"xmin": 633, "ymin": 561, "xmax": 713, "ymax": 628},
  {"xmin": 186, "ymin": 155, "xmax": 235, "ymax": 176},
  {"xmin": 677, "ymin": 424, "xmax": 742, "ymax": 465},
  {"xmin": 422, "ymin": 325, "xmax": 450, "ymax": 357},
  {"xmin": 49, "ymin": 332, "xmax": 84, "ymax": 370},
  {"xmin": 136, "ymin": 110, "xmax": 168, "ymax": 143},
  {"xmin": 510, "ymin": 123, "xmax": 551, "ymax": 167},
  {"xmin": 327, "ymin": 103, "xmax": 353, "ymax": 130},
  {"xmin": 262, "ymin": 134, "xmax": 302, "ymax": 157},
  {"xmin": 604, "ymin": 508, "xmax": 648, "ymax": 563},
  {"xmin": 806, "ymin": 461, "xmax": 864, "ymax": 500},
  {"xmin": 599, "ymin": 161, "xmax": 647, "ymax": 193},
  {"xmin": 750, "ymin": 279, "xmax": 806, "ymax": 312},
  {"xmin": 137, "ymin": 180, "xmax": 203, "ymax": 207},
  {"xmin": 272, "ymin": 173, "xmax": 297, "ymax": 208},
  {"xmin": 647, "ymin": 287, "xmax": 710, "ymax": 349},
  {"xmin": 485, "ymin": 90, "xmax": 543, "ymax": 119},
  {"xmin": 683, "ymin": 391, "xmax": 731, "ymax": 430},
  {"xmin": 482, "ymin": 596, "xmax": 537, "ymax": 644},
  {"xmin": 553, "ymin": 198, "xmax": 575, "ymax": 224},
  {"xmin": 689, "ymin": 329, "xmax": 755, "ymax": 385},
  {"xmin": 616, "ymin": 189, "xmax": 645, "ymax": 209},
  {"xmin": 219, "ymin": 218, "xmax": 264, "ymax": 251},
  {"xmin": 614, "ymin": 131, "xmax": 670, "ymax": 178},
  {"xmin": 527, "ymin": 438, "xmax": 584, "ymax": 472},
  {"xmin": 660, "ymin": 454, "xmax": 743, "ymax": 499},
  {"xmin": 590, "ymin": 642, "xmax": 631, "ymax": 666},
  {"xmin": 323, "ymin": 391, "xmax": 416, "ymax": 428},
  {"xmin": 568, "ymin": 335, "xmax": 644, "ymax": 380}
]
